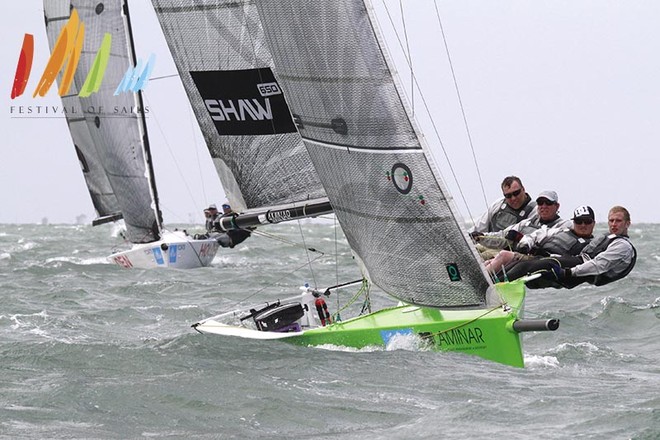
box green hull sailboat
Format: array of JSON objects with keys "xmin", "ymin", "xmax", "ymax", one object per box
[
  {"xmin": 154, "ymin": 0, "xmax": 559, "ymax": 367},
  {"xmin": 193, "ymin": 279, "xmax": 556, "ymax": 368}
]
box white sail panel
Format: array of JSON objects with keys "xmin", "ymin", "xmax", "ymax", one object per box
[
  {"xmin": 44, "ymin": 0, "xmax": 160, "ymax": 243},
  {"xmin": 255, "ymin": 0, "xmax": 490, "ymax": 307},
  {"xmin": 151, "ymin": 0, "xmax": 326, "ymax": 211}
]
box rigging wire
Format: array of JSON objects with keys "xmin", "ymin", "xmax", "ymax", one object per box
[
  {"xmin": 433, "ymin": 0, "xmax": 489, "ymax": 210},
  {"xmin": 296, "ymin": 220, "xmax": 318, "ymax": 289},
  {"xmin": 398, "ymin": 0, "xmax": 414, "ymax": 116},
  {"xmin": 378, "ymin": 1, "xmax": 486, "ymax": 223},
  {"xmin": 226, "ymin": 253, "xmax": 327, "ymax": 309},
  {"xmin": 148, "ymin": 73, "xmax": 210, "ymax": 217},
  {"xmin": 140, "ymin": 93, "xmax": 202, "ymax": 222},
  {"xmin": 189, "ymin": 103, "xmax": 208, "ymax": 206},
  {"xmin": 250, "ymin": 228, "xmax": 323, "ymax": 254}
]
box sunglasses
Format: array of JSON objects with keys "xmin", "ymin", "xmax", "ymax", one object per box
[
  {"xmin": 574, "ymin": 218, "xmax": 594, "ymax": 225},
  {"xmin": 503, "ymin": 188, "xmax": 522, "ymax": 199},
  {"xmin": 537, "ymin": 199, "xmax": 556, "ymax": 206}
]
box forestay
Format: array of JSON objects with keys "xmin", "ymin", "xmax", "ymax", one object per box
[
  {"xmin": 254, "ymin": 0, "xmax": 490, "ymax": 307},
  {"xmin": 43, "ymin": 0, "xmax": 161, "ymax": 243},
  {"xmin": 151, "ymin": 0, "xmax": 326, "ymax": 211}
]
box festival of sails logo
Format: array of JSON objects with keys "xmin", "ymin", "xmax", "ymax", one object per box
[{"xmin": 10, "ymin": 8, "xmax": 155, "ymax": 101}]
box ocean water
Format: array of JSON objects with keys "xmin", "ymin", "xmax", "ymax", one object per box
[{"xmin": 1, "ymin": 221, "xmax": 659, "ymax": 439}]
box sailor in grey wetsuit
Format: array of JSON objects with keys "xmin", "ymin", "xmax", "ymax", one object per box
[
  {"xmin": 469, "ymin": 176, "xmax": 537, "ymax": 234},
  {"xmin": 506, "ymin": 206, "xmax": 636, "ymax": 289}
]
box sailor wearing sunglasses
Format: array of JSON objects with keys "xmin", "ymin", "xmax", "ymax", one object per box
[
  {"xmin": 474, "ymin": 190, "xmax": 573, "ymax": 259},
  {"xmin": 486, "ymin": 205, "xmax": 595, "ymax": 275},
  {"xmin": 469, "ymin": 176, "xmax": 537, "ymax": 235},
  {"xmin": 498, "ymin": 206, "xmax": 636, "ymax": 289}
]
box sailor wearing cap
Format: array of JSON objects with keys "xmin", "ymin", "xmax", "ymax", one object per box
[
  {"xmin": 485, "ymin": 205, "xmax": 596, "ymax": 275},
  {"xmin": 475, "ymin": 190, "xmax": 572, "ymax": 258},
  {"xmin": 497, "ymin": 206, "xmax": 636, "ymax": 289}
]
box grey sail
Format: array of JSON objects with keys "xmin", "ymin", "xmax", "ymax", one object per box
[
  {"xmin": 254, "ymin": 0, "xmax": 490, "ymax": 307},
  {"xmin": 151, "ymin": 0, "xmax": 326, "ymax": 211},
  {"xmin": 43, "ymin": 1, "xmax": 120, "ymax": 224},
  {"xmin": 43, "ymin": 0, "xmax": 161, "ymax": 243}
]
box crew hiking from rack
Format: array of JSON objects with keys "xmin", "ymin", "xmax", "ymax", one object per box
[
  {"xmin": 498, "ymin": 206, "xmax": 636, "ymax": 289},
  {"xmin": 469, "ymin": 175, "xmax": 537, "ymax": 235},
  {"xmin": 195, "ymin": 203, "xmax": 253, "ymax": 249},
  {"xmin": 487, "ymin": 205, "xmax": 596, "ymax": 278},
  {"xmin": 474, "ymin": 190, "xmax": 571, "ymax": 259},
  {"xmin": 214, "ymin": 203, "xmax": 253, "ymax": 248}
]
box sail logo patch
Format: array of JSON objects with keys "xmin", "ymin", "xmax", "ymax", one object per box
[
  {"xmin": 446, "ymin": 263, "xmax": 462, "ymax": 281},
  {"xmin": 257, "ymin": 82, "xmax": 282, "ymax": 97},
  {"xmin": 190, "ymin": 68, "xmax": 296, "ymax": 136},
  {"xmin": 267, "ymin": 209, "xmax": 292, "ymax": 223},
  {"xmin": 389, "ymin": 163, "xmax": 413, "ymax": 194}
]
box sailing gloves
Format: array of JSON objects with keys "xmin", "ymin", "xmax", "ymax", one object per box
[
  {"xmin": 541, "ymin": 262, "xmax": 572, "ymax": 280},
  {"xmin": 505, "ymin": 230, "xmax": 524, "ymax": 243}
]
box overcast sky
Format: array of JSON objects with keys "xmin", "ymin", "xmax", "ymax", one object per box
[{"xmin": 2, "ymin": 0, "xmax": 659, "ymax": 226}]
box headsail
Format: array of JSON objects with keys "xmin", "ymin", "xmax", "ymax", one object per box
[
  {"xmin": 151, "ymin": 0, "xmax": 326, "ymax": 212},
  {"xmin": 253, "ymin": 0, "xmax": 491, "ymax": 307},
  {"xmin": 43, "ymin": 0, "xmax": 161, "ymax": 243}
]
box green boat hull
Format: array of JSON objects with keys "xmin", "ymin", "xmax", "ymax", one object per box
[
  {"xmin": 195, "ymin": 281, "xmax": 528, "ymax": 368},
  {"xmin": 285, "ymin": 281, "xmax": 526, "ymax": 368}
]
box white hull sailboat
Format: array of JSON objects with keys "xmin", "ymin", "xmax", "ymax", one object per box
[
  {"xmin": 43, "ymin": 0, "xmax": 220, "ymax": 269},
  {"xmin": 109, "ymin": 230, "xmax": 219, "ymax": 269}
]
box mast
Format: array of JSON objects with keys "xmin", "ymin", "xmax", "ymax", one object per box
[{"xmin": 122, "ymin": 0, "xmax": 163, "ymax": 236}]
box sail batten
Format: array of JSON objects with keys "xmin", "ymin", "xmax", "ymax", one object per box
[
  {"xmin": 253, "ymin": 0, "xmax": 490, "ymax": 307},
  {"xmin": 302, "ymin": 137, "xmax": 424, "ymax": 153},
  {"xmin": 151, "ymin": 0, "xmax": 326, "ymax": 212}
]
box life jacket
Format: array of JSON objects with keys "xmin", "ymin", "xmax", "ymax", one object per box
[
  {"xmin": 542, "ymin": 215, "xmax": 564, "ymax": 228},
  {"xmin": 535, "ymin": 229, "xmax": 592, "ymax": 257},
  {"xmin": 488, "ymin": 194, "xmax": 536, "ymax": 232},
  {"xmin": 581, "ymin": 234, "xmax": 637, "ymax": 286},
  {"xmin": 517, "ymin": 215, "xmax": 565, "ymax": 235}
]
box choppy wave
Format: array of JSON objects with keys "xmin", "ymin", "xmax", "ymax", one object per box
[{"xmin": 0, "ymin": 222, "xmax": 659, "ymax": 439}]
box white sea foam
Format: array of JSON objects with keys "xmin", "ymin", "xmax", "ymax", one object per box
[
  {"xmin": 312, "ymin": 343, "xmax": 382, "ymax": 353},
  {"xmin": 384, "ymin": 332, "xmax": 427, "ymax": 351},
  {"xmin": 524, "ymin": 354, "xmax": 560, "ymax": 368},
  {"xmin": 551, "ymin": 341, "xmax": 601, "ymax": 355}
]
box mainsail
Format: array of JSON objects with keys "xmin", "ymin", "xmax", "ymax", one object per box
[
  {"xmin": 43, "ymin": 0, "xmax": 161, "ymax": 243},
  {"xmin": 253, "ymin": 0, "xmax": 491, "ymax": 307},
  {"xmin": 151, "ymin": 0, "xmax": 326, "ymax": 212}
]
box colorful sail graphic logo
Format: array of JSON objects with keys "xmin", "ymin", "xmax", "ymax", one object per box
[{"xmin": 10, "ymin": 8, "xmax": 154, "ymax": 100}]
